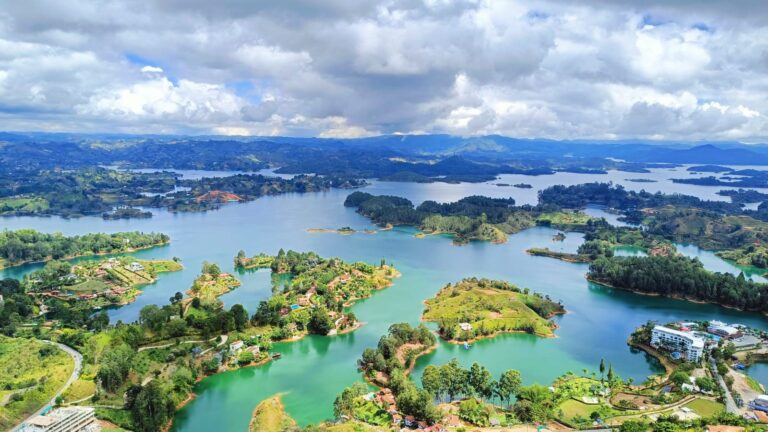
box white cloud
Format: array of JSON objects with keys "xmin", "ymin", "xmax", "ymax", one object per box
[{"xmin": 0, "ymin": 0, "xmax": 764, "ymax": 140}]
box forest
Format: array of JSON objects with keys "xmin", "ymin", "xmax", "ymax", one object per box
[
  {"xmin": 0, "ymin": 167, "xmax": 364, "ymax": 217},
  {"xmin": 0, "ymin": 230, "xmax": 169, "ymax": 268},
  {"xmin": 587, "ymin": 255, "xmax": 768, "ymax": 313}
]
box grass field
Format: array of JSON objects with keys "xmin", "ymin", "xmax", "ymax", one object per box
[
  {"xmin": 62, "ymin": 378, "xmax": 96, "ymax": 403},
  {"xmin": 683, "ymin": 398, "xmax": 725, "ymax": 417},
  {"xmin": 0, "ymin": 337, "xmax": 74, "ymax": 430},
  {"xmin": 68, "ymin": 279, "xmax": 109, "ymax": 293},
  {"xmin": 558, "ymin": 399, "xmax": 596, "ymax": 421},
  {"xmin": 0, "ymin": 196, "xmax": 49, "ymax": 213},
  {"xmin": 422, "ymin": 279, "xmax": 559, "ymax": 340}
]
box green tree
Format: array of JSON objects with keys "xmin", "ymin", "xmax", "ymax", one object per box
[
  {"xmin": 131, "ymin": 380, "xmax": 175, "ymax": 432},
  {"xmin": 495, "ymin": 369, "xmax": 522, "ymax": 407},
  {"xmin": 230, "ymin": 304, "xmax": 249, "ymax": 331},
  {"xmin": 468, "ymin": 362, "xmax": 494, "ymax": 401},
  {"xmin": 308, "ymin": 306, "xmax": 333, "ymax": 335},
  {"xmin": 421, "ymin": 365, "xmax": 443, "ymax": 401},
  {"xmin": 333, "ymin": 382, "xmax": 369, "ymax": 419},
  {"xmin": 599, "ymin": 358, "xmax": 606, "ymax": 382}
]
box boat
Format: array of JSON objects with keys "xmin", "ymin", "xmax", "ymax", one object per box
[
  {"xmin": 463, "ymin": 342, "xmax": 471, "ymax": 350},
  {"xmin": 271, "ymin": 352, "xmax": 283, "ymax": 359}
]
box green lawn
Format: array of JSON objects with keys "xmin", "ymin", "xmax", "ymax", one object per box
[
  {"xmin": 558, "ymin": 399, "xmax": 595, "ymax": 420},
  {"xmin": 683, "ymin": 398, "xmax": 725, "ymax": 417},
  {"xmin": 68, "ymin": 279, "xmax": 109, "ymax": 293},
  {"xmin": 0, "ymin": 196, "xmax": 49, "ymax": 213}
]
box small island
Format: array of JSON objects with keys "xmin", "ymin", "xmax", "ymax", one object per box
[
  {"xmin": 514, "ymin": 183, "xmax": 533, "ymax": 188},
  {"xmin": 422, "ymin": 278, "xmax": 564, "ymax": 341},
  {"xmin": 243, "ymin": 250, "xmax": 400, "ymax": 339},
  {"xmin": 24, "ymin": 256, "xmax": 182, "ymax": 309},
  {"xmin": 185, "ymin": 262, "xmax": 241, "ymax": 306}
]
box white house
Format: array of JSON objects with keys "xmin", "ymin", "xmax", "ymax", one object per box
[
  {"xmin": 459, "ymin": 322, "xmax": 473, "ymax": 332},
  {"xmin": 650, "ymin": 326, "xmax": 705, "ymax": 362},
  {"xmin": 21, "ymin": 406, "xmax": 97, "ymax": 432},
  {"xmin": 229, "ymin": 340, "xmax": 244, "ymax": 354},
  {"xmin": 127, "ymin": 262, "xmax": 144, "ymax": 272}
]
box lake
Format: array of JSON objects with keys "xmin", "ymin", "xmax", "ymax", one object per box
[{"xmin": 2, "ymin": 166, "xmax": 767, "ymax": 431}]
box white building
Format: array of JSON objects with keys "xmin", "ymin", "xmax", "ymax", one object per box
[
  {"xmin": 229, "ymin": 340, "xmax": 244, "ymax": 354},
  {"xmin": 458, "ymin": 322, "xmax": 473, "ymax": 331},
  {"xmin": 650, "ymin": 326, "xmax": 705, "ymax": 362},
  {"xmin": 708, "ymin": 323, "xmax": 741, "ymax": 339},
  {"xmin": 21, "ymin": 406, "xmax": 99, "ymax": 432}
]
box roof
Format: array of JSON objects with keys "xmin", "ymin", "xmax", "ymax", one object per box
[
  {"xmin": 707, "ymin": 426, "xmax": 745, "ymax": 432},
  {"xmin": 653, "ymin": 325, "xmax": 705, "ymax": 348},
  {"xmin": 27, "ymin": 416, "xmax": 56, "ymax": 426},
  {"xmin": 733, "ymin": 335, "xmax": 761, "ymax": 347}
]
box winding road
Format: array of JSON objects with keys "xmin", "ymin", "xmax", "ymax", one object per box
[{"xmin": 11, "ymin": 341, "xmax": 83, "ymax": 432}]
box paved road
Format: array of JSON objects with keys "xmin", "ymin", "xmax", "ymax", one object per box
[
  {"xmin": 11, "ymin": 341, "xmax": 83, "ymax": 431},
  {"xmin": 710, "ymin": 357, "xmax": 739, "ymax": 414}
]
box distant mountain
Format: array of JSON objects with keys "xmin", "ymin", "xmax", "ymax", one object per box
[{"xmin": 635, "ymin": 144, "xmax": 768, "ymax": 165}]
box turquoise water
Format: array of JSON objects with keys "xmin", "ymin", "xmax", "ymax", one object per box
[{"xmin": 2, "ymin": 168, "xmax": 767, "ymax": 430}]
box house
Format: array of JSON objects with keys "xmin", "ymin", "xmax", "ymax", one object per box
[
  {"xmin": 298, "ymin": 296, "xmax": 310, "ymax": 306},
  {"xmin": 127, "ymin": 262, "xmax": 144, "ymax": 272},
  {"xmin": 404, "ymin": 415, "xmax": 417, "ymax": 428},
  {"xmin": 750, "ymin": 395, "xmax": 768, "ymax": 413},
  {"xmin": 651, "ymin": 325, "xmax": 705, "ymax": 362},
  {"xmin": 391, "ymin": 413, "xmax": 403, "ymax": 426},
  {"xmin": 191, "ymin": 347, "xmax": 203, "ymax": 358},
  {"xmin": 246, "ymin": 345, "xmax": 260, "ymax": 355},
  {"xmin": 459, "ymin": 322, "xmax": 473, "ymax": 332},
  {"xmin": 229, "ymin": 340, "xmax": 244, "ymax": 354},
  {"xmin": 443, "ymin": 414, "xmax": 461, "ymax": 427}
]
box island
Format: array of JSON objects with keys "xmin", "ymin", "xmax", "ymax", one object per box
[
  {"xmin": 587, "ymin": 254, "xmax": 768, "ymax": 314},
  {"xmin": 0, "ymin": 229, "xmax": 170, "ymax": 269},
  {"xmin": 23, "ymin": 256, "xmax": 183, "ymax": 309},
  {"xmin": 185, "ymin": 262, "xmax": 241, "ymax": 306},
  {"xmin": 244, "ymin": 249, "xmax": 400, "ymax": 338},
  {"xmin": 421, "ymin": 278, "xmax": 564, "ymax": 341},
  {"xmin": 344, "ymin": 192, "xmax": 597, "ymax": 245}
]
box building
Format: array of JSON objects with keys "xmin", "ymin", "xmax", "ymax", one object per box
[
  {"xmin": 127, "ymin": 262, "xmax": 144, "ymax": 272},
  {"xmin": 732, "ymin": 335, "xmax": 762, "ymax": 351},
  {"xmin": 229, "ymin": 340, "xmax": 244, "ymax": 354},
  {"xmin": 459, "ymin": 322, "xmax": 473, "ymax": 331},
  {"xmin": 708, "ymin": 323, "xmax": 741, "ymax": 339},
  {"xmin": 21, "ymin": 406, "xmax": 98, "ymax": 432},
  {"xmin": 650, "ymin": 326, "xmax": 705, "ymax": 362}
]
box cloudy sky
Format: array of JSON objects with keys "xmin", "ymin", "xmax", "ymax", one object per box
[{"xmin": 1, "ymin": 0, "xmax": 767, "ymax": 141}]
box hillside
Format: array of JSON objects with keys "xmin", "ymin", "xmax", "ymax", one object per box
[{"xmin": 422, "ymin": 278, "xmax": 564, "ymax": 341}]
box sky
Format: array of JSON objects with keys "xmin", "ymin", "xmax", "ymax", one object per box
[{"xmin": 0, "ymin": 0, "xmax": 767, "ymax": 141}]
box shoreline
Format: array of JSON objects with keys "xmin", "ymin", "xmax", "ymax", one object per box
[
  {"xmin": 587, "ymin": 276, "xmax": 765, "ymax": 315},
  {"xmin": 425, "ymin": 310, "xmax": 565, "ymax": 344},
  {"xmin": 0, "ymin": 241, "xmax": 170, "ymax": 270}
]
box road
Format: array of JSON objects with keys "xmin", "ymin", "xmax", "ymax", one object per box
[
  {"xmin": 11, "ymin": 341, "xmax": 83, "ymax": 431},
  {"xmin": 710, "ymin": 357, "xmax": 739, "ymax": 414}
]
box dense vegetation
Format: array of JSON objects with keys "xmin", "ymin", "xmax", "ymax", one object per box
[
  {"xmin": 588, "ymin": 255, "xmax": 768, "ymax": 312},
  {"xmin": 422, "ymin": 278, "xmax": 564, "ymax": 340},
  {"xmin": 344, "ymin": 192, "xmax": 591, "ymax": 244},
  {"xmin": 0, "ymin": 167, "xmax": 364, "ymax": 217},
  {"xmin": 0, "ymin": 229, "xmax": 169, "ymax": 268}
]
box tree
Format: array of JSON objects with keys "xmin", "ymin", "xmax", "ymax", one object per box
[
  {"xmin": 599, "ymin": 358, "xmax": 606, "ymax": 382},
  {"xmin": 440, "ymin": 359, "xmax": 468, "ymax": 402},
  {"xmin": 308, "ymin": 306, "xmax": 333, "ymax": 335},
  {"xmin": 139, "ymin": 304, "xmax": 167, "ymax": 332},
  {"xmin": 458, "ymin": 398, "xmax": 490, "ymax": 426},
  {"xmin": 495, "ymin": 369, "xmax": 522, "ymax": 407},
  {"xmin": 514, "ymin": 385, "xmax": 555, "ymax": 423},
  {"xmin": 607, "ymin": 364, "xmax": 615, "ymax": 385},
  {"xmin": 670, "ymin": 370, "xmax": 690, "ymax": 387},
  {"xmin": 333, "ymin": 382, "xmax": 369, "ymax": 419},
  {"xmin": 619, "ymin": 420, "xmax": 649, "ymax": 432},
  {"xmin": 131, "ymin": 380, "xmax": 175, "ymax": 432},
  {"xmin": 468, "ymin": 362, "xmax": 493, "ymax": 401},
  {"xmin": 422, "ymin": 365, "xmax": 443, "ymax": 401},
  {"xmin": 230, "ymin": 304, "xmax": 249, "ymax": 331}
]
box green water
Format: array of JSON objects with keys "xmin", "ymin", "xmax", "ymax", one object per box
[{"xmin": 2, "ymin": 168, "xmax": 768, "ymax": 431}]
